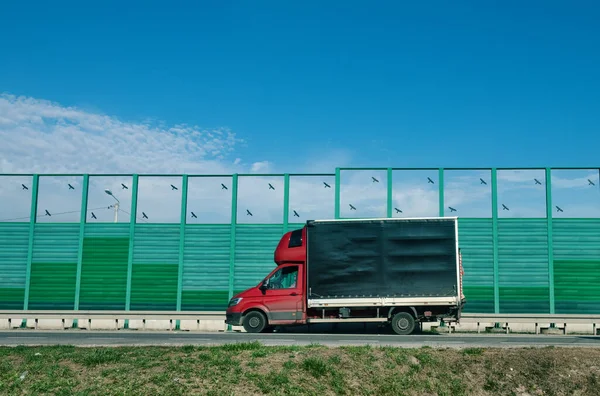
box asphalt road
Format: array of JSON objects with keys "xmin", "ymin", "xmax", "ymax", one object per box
[{"xmin": 1, "ymin": 331, "xmax": 599, "ymax": 348}]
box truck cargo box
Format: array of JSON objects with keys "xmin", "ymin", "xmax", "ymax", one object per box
[{"xmin": 306, "ymin": 217, "xmax": 460, "ymax": 307}]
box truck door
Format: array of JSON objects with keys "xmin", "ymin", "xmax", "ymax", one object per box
[{"xmin": 262, "ymin": 264, "xmax": 303, "ymax": 324}]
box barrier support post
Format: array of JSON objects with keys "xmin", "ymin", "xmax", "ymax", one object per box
[
  {"xmin": 124, "ymin": 174, "xmax": 139, "ymax": 329},
  {"xmin": 73, "ymin": 174, "xmax": 89, "ymax": 328},
  {"xmin": 227, "ymin": 174, "xmax": 239, "ymax": 331},
  {"xmin": 175, "ymin": 175, "xmax": 189, "ymax": 330},
  {"xmin": 22, "ymin": 175, "xmax": 39, "ymax": 328}
]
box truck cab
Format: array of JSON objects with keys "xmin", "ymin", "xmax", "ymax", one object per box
[{"xmin": 225, "ymin": 228, "xmax": 307, "ymax": 333}]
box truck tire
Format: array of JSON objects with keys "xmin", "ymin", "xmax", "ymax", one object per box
[
  {"xmin": 243, "ymin": 311, "xmax": 268, "ymax": 333},
  {"xmin": 391, "ymin": 312, "xmax": 416, "ymax": 335}
]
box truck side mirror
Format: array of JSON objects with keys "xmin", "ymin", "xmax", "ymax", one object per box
[{"xmin": 259, "ymin": 279, "xmax": 268, "ymax": 292}]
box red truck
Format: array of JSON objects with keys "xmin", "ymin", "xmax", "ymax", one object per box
[{"xmin": 225, "ymin": 217, "xmax": 464, "ymax": 335}]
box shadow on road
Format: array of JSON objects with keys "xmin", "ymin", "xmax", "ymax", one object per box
[
  {"xmin": 270, "ymin": 322, "xmax": 441, "ymax": 336},
  {"xmin": 576, "ymin": 336, "xmax": 600, "ymax": 341}
]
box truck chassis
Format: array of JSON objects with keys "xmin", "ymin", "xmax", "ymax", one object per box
[{"xmin": 237, "ymin": 302, "xmax": 462, "ymax": 335}]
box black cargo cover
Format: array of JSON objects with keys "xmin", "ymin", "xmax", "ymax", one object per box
[{"xmin": 306, "ymin": 218, "xmax": 458, "ymax": 299}]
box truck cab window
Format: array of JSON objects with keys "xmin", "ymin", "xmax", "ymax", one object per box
[
  {"xmin": 288, "ymin": 229, "xmax": 302, "ymax": 248},
  {"xmin": 267, "ymin": 266, "xmax": 298, "ymax": 289}
]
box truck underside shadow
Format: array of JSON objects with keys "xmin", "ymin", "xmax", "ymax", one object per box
[{"xmin": 269, "ymin": 322, "xmax": 441, "ymax": 335}]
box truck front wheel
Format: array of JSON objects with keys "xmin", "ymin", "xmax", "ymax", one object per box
[
  {"xmin": 243, "ymin": 311, "xmax": 268, "ymax": 333},
  {"xmin": 391, "ymin": 312, "xmax": 416, "ymax": 335}
]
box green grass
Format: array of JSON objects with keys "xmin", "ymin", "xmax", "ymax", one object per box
[{"xmin": 0, "ymin": 344, "xmax": 599, "ymax": 395}]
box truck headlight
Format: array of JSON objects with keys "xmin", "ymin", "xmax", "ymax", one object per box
[{"xmin": 228, "ymin": 298, "xmax": 242, "ymax": 307}]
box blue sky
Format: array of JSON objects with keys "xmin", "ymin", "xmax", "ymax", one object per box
[
  {"xmin": 1, "ymin": 2, "xmax": 599, "ymax": 222},
  {"xmin": 1, "ymin": 1, "xmax": 600, "ymax": 171}
]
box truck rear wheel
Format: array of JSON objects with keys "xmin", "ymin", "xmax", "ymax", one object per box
[
  {"xmin": 243, "ymin": 311, "xmax": 267, "ymax": 333},
  {"xmin": 391, "ymin": 312, "xmax": 416, "ymax": 335}
]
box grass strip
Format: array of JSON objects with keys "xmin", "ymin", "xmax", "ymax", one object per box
[{"xmin": 0, "ymin": 343, "xmax": 599, "ymax": 395}]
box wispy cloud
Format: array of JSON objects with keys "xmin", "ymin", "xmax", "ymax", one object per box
[
  {"xmin": 249, "ymin": 161, "xmax": 272, "ymax": 173},
  {"xmin": 0, "ymin": 93, "xmax": 244, "ymax": 175}
]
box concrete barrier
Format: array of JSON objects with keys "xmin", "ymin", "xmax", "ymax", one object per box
[{"xmin": 0, "ymin": 311, "xmax": 598, "ymax": 335}]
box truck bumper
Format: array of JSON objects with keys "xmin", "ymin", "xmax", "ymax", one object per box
[{"xmin": 225, "ymin": 312, "xmax": 242, "ymax": 326}]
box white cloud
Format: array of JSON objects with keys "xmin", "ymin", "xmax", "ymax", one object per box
[
  {"xmin": 551, "ymin": 169, "xmax": 599, "ymax": 189},
  {"xmin": 0, "ymin": 175, "xmax": 34, "ymax": 221},
  {"xmin": 338, "ymin": 170, "xmax": 389, "ymax": 218},
  {"xmin": 298, "ymin": 148, "xmax": 354, "ymax": 174},
  {"xmin": 250, "ymin": 161, "xmax": 271, "ymax": 173},
  {"xmin": 289, "ymin": 176, "xmax": 336, "ymax": 221},
  {"xmin": 0, "ymin": 93, "xmax": 247, "ymax": 223},
  {"xmin": 443, "ymin": 171, "xmax": 492, "ymax": 217},
  {"xmin": 0, "ymin": 93, "xmax": 242, "ymax": 175}
]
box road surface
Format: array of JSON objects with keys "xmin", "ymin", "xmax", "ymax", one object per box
[{"xmin": 1, "ymin": 331, "xmax": 599, "ymax": 348}]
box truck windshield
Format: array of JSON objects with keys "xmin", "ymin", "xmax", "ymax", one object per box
[{"xmin": 266, "ymin": 266, "xmax": 298, "ymax": 289}]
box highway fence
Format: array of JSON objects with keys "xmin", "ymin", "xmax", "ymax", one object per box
[{"xmin": 2, "ymin": 168, "xmax": 600, "ymax": 320}]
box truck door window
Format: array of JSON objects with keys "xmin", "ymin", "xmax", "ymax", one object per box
[{"xmin": 267, "ymin": 266, "xmax": 298, "ymax": 289}]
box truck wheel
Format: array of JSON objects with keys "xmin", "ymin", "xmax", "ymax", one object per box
[
  {"xmin": 391, "ymin": 312, "xmax": 416, "ymax": 335},
  {"xmin": 243, "ymin": 311, "xmax": 267, "ymax": 333}
]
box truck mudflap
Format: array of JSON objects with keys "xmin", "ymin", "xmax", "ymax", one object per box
[
  {"xmin": 434, "ymin": 302, "xmax": 463, "ymax": 325},
  {"xmin": 451, "ymin": 299, "xmax": 466, "ymax": 323},
  {"xmin": 456, "ymin": 300, "xmax": 464, "ymax": 323}
]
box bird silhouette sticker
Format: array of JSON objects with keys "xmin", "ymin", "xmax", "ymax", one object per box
[
  {"xmin": 68, "ymin": 184, "xmax": 75, "ymax": 190},
  {"xmin": 395, "ymin": 208, "xmax": 402, "ymax": 213},
  {"xmin": 246, "ymin": 209, "xmax": 253, "ymax": 216},
  {"xmin": 534, "ymin": 179, "xmax": 542, "ymax": 185},
  {"xmin": 556, "ymin": 206, "xmax": 563, "ymax": 212},
  {"xmin": 588, "ymin": 179, "xmax": 596, "ymax": 186},
  {"xmin": 221, "ymin": 183, "xmax": 228, "ymax": 190},
  {"xmin": 91, "ymin": 212, "xmax": 97, "ymax": 219},
  {"xmin": 142, "ymin": 212, "xmax": 148, "ymax": 219},
  {"xmin": 22, "ymin": 184, "xmax": 28, "ymax": 190},
  {"xmin": 323, "ymin": 182, "xmax": 331, "ymax": 188},
  {"xmin": 349, "ymin": 204, "xmax": 356, "ymax": 210},
  {"xmin": 121, "ymin": 183, "xmax": 128, "ymax": 189},
  {"xmin": 45, "ymin": 210, "xmax": 51, "ymax": 216},
  {"xmin": 502, "ymin": 204, "xmax": 509, "ymax": 211},
  {"xmin": 268, "ymin": 183, "xmax": 275, "ymax": 190},
  {"xmin": 427, "ymin": 177, "xmax": 434, "ymax": 184},
  {"xmin": 191, "ymin": 212, "xmax": 197, "ymax": 218},
  {"xmin": 293, "ymin": 210, "xmax": 299, "ymax": 217},
  {"xmin": 372, "ymin": 177, "xmax": 379, "ymax": 183},
  {"xmin": 448, "ymin": 207, "xmax": 457, "ymax": 212},
  {"xmin": 480, "ymin": 178, "xmax": 487, "ymax": 185},
  {"xmin": 170, "ymin": 184, "xmax": 178, "ymax": 190}
]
